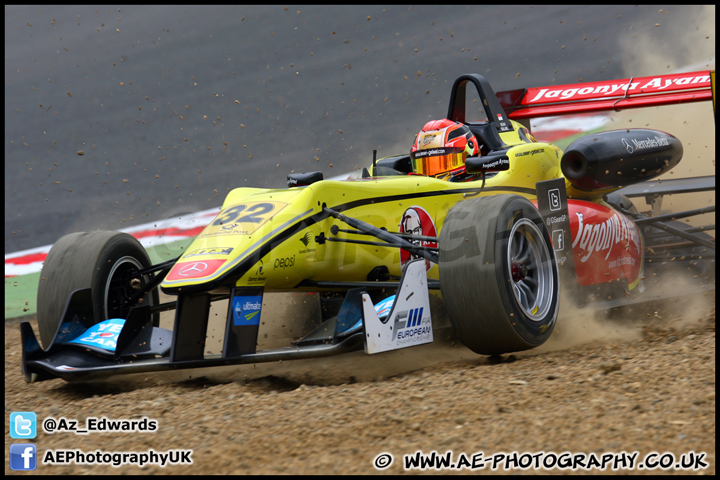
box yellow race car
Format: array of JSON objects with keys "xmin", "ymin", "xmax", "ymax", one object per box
[{"xmin": 22, "ymin": 71, "xmax": 714, "ymax": 383}]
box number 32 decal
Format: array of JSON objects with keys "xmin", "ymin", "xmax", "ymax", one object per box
[{"xmin": 209, "ymin": 202, "xmax": 287, "ymax": 234}]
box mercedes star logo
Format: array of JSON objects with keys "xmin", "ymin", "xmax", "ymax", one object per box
[
  {"xmin": 621, "ymin": 138, "xmax": 634, "ymax": 154},
  {"xmin": 178, "ymin": 262, "xmax": 208, "ymax": 276}
]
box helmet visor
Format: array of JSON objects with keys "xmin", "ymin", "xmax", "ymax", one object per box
[{"xmin": 410, "ymin": 147, "xmax": 467, "ymax": 177}]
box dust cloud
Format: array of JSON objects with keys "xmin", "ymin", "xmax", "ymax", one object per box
[
  {"xmin": 538, "ymin": 4, "xmax": 717, "ymax": 352},
  {"xmin": 535, "ymin": 288, "xmax": 642, "ymax": 355},
  {"xmin": 616, "ymin": 5, "xmax": 715, "ymax": 77},
  {"xmin": 609, "ymin": 5, "xmax": 715, "ymax": 226},
  {"xmin": 536, "ymin": 263, "xmax": 715, "ymax": 356}
]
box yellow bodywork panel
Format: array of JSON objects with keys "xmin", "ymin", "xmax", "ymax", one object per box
[{"xmin": 160, "ymin": 129, "xmax": 593, "ymax": 293}]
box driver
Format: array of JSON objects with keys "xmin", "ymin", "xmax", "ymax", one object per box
[{"xmin": 410, "ymin": 119, "xmax": 481, "ymax": 181}]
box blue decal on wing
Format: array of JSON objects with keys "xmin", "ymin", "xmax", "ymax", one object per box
[
  {"xmin": 233, "ymin": 295, "xmax": 263, "ymax": 326},
  {"xmin": 350, "ymin": 294, "xmax": 396, "ymax": 330},
  {"xmin": 65, "ymin": 318, "xmax": 125, "ymax": 352}
]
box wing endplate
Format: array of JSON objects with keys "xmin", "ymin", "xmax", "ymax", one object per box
[{"xmin": 363, "ymin": 259, "xmax": 433, "ymax": 354}]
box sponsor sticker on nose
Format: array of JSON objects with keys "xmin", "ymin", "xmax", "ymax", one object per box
[{"xmin": 166, "ymin": 259, "xmax": 226, "ymax": 280}]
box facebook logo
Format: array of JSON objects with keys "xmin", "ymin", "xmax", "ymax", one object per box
[
  {"xmin": 10, "ymin": 411, "xmax": 36, "ymax": 439},
  {"xmin": 10, "ymin": 444, "xmax": 37, "ymax": 470}
]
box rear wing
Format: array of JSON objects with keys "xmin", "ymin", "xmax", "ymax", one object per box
[
  {"xmin": 617, "ymin": 175, "xmax": 715, "ymax": 200},
  {"xmin": 498, "ymin": 70, "xmax": 715, "ymax": 120}
]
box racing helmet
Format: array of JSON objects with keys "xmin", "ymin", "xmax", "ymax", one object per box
[{"xmin": 410, "ymin": 119, "xmax": 480, "ymax": 178}]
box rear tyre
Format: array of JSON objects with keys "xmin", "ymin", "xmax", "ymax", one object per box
[
  {"xmin": 439, "ymin": 195, "xmax": 559, "ymax": 355},
  {"xmin": 36, "ymin": 231, "xmax": 159, "ymax": 349}
]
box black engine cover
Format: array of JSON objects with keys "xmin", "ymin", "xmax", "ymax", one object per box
[{"xmin": 561, "ymin": 129, "xmax": 683, "ymax": 191}]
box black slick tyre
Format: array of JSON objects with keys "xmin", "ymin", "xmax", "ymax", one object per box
[
  {"xmin": 439, "ymin": 194, "xmax": 559, "ymax": 355},
  {"xmin": 36, "ymin": 231, "xmax": 158, "ymax": 349}
]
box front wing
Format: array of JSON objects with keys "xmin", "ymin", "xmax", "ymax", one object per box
[{"xmin": 21, "ymin": 260, "xmax": 434, "ymax": 383}]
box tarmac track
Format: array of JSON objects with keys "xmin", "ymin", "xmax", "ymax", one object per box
[{"xmin": 5, "ymin": 4, "xmax": 714, "ymax": 254}]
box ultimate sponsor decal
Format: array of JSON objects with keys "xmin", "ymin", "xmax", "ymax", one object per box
[
  {"xmin": 233, "ymin": 295, "xmax": 262, "ymax": 326},
  {"xmin": 398, "ymin": 206, "xmax": 437, "ymax": 271}
]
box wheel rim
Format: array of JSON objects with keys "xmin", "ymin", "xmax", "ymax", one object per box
[
  {"xmin": 506, "ymin": 219, "xmax": 554, "ymax": 321},
  {"xmin": 104, "ymin": 256, "xmax": 149, "ymax": 319}
]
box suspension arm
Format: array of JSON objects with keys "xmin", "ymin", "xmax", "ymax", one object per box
[{"xmin": 323, "ymin": 206, "xmax": 439, "ymax": 264}]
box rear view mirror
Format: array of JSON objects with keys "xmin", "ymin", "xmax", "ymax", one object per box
[{"xmin": 465, "ymin": 150, "xmax": 510, "ymax": 173}]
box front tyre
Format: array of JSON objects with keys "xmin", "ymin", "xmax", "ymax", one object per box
[
  {"xmin": 439, "ymin": 195, "xmax": 559, "ymax": 355},
  {"xmin": 36, "ymin": 231, "xmax": 158, "ymax": 349}
]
